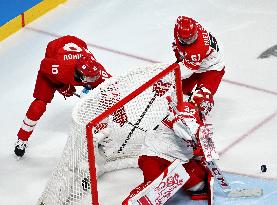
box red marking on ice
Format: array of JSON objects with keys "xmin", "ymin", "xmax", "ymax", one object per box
[
  {"xmin": 25, "ymin": 27, "xmax": 277, "ymax": 96},
  {"xmin": 25, "ymin": 27, "xmax": 277, "ymax": 161},
  {"xmin": 220, "ymin": 110, "xmax": 277, "ymax": 156}
]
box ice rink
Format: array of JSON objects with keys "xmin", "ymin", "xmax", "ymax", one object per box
[{"xmin": 0, "ymin": 0, "xmax": 277, "ymax": 204}]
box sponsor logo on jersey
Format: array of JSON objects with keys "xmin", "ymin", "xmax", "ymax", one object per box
[{"xmin": 63, "ymin": 43, "xmax": 83, "ymax": 52}]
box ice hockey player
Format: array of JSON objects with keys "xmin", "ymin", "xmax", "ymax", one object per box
[
  {"xmin": 122, "ymin": 98, "xmax": 213, "ymax": 205},
  {"xmin": 173, "ymin": 16, "xmax": 225, "ymax": 121},
  {"xmin": 15, "ymin": 35, "xmax": 111, "ymax": 158}
]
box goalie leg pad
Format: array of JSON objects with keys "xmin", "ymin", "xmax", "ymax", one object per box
[
  {"xmin": 122, "ymin": 182, "xmax": 152, "ymax": 205},
  {"xmin": 123, "ymin": 159, "xmax": 190, "ymax": 205}
]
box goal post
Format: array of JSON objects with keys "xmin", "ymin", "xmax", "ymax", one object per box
[
  {"xmin": 38, "ymin": 62, "xmax": 183, "ymax": 205},
  {"xmin": 86, "ymin": 63, "xmax": 183, "ymax": 205}
]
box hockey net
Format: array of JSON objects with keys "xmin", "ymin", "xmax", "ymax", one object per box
[{"xmin": 38, "ymin": 63, "xmax": 183, "ymax": 205}]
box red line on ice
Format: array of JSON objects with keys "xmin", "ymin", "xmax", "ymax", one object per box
[
  {"xmin": 25, "ymin": 27, "xmax": 277, "ymax": 180},
  {"xmin": 219, "ymin": 110, "xmax": 277, "ymax": 156},
  {"xmin": 26, "ymin": 27, "xmax": 277, "ymax": 96}
]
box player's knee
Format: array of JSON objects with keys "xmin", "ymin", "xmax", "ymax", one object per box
[{"xmin": 26, "ymin": 99, "xmax": 47, "ymax": 120}]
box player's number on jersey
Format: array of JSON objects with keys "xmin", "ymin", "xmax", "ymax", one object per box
[
  {"xmin": 52, "ymin": 65, "xmax": 59, "ymax": 75},
  {"xmin": 209, "ymin": 33, "xmax": 219, "ymax": 52}
]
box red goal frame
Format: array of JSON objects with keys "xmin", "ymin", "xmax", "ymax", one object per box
[{"xmin": 86, "ymin": 63, "xmax": 183, "ymax": 205}]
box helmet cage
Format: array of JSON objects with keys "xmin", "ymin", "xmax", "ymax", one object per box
[
  {"xmin": 175, "ymin": 16, "xmax": 198, "ymax": 45},
  {"xmin": 178, "ymin": 32, "xmax": 198, "ymax": 45},
  {"xmin": 75, "ymin": 56, "xmax": 101, "ymax": 83}
]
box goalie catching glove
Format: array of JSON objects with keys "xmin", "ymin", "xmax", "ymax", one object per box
[
  {"xmin": 189, "ymin": 87, "xmax": 214, "ymax": 121},
  {"xmin": 168, "ymin": 98, "xmax": 206, "ymax": 158},
  {"xmin": 170, "ymin": 100, "xmax": 203, "ymax": 142}
]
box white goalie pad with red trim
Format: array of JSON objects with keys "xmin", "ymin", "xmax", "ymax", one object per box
[{"xmin": 126, "ymin": 159, "xmax": 189, "ymax": 205}]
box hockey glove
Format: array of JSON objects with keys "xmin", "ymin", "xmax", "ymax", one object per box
[
  {"xmin": 79, "ymin": 85, "xmax": 93, "ymax": 98},
  {"xmin": 82, "ymin": 85, "xmax": 92, "ymax": 94},
  {"xmin": 57, "ymin": 84, "xmax": 76, "ymax": 97},
  {"xmin": 189, "ymin": 87, "xmax": 214, "ymax": 121},
  {"xmin": 172, "ymin": 102, "xmax": 202, "ymax": 141},
  {"xmin": 172, "ymin": 42, "xmax": 184, "ymax": 63}
]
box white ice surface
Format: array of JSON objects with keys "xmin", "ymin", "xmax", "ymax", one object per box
[{"xmin": 0, "ymin": 0, "xmax": 277, "ymax": 204}]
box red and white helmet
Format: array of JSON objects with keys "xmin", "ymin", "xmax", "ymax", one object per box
[
  {"xmin": 75, "ymin": 55, "xmax": 101, "ymax": 83},
  {"xmin": 174, "ymin": 16, "xmax": 198, "ymax": 45}
]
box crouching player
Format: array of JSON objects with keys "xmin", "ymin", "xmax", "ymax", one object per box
[{"xmin": 122, "ymin": 98, "xmax": 214, "ymax": 205}]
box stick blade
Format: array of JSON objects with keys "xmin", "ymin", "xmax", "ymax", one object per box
[{"xmin": 227, "ymin": 188, "xmax": 263, "ymax": 198}]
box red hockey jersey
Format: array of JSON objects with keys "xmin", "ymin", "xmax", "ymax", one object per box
[
  {"xmin": 33, "ymin": 35, "xmax": 110, "ymax": 102},
  {"xmin": 174, "ymin": 20, "xmax": 225, "ymax": 95}
]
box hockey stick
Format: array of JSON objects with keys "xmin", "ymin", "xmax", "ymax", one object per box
[
  {"xmin": 73, "ymin": 93, "xmax": 81, "ymax": 98},
  {"xmin": 62, "ymin": 92, "xmax": 81, "ymax": 100},
  {"xmin": 166, "ymin": 96, "xmax": 263, "ymax": 198}
]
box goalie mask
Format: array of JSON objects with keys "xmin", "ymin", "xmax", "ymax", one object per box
[
  {"xmin": 75, "ymin": 55, "xmax": 101, "ymax": 83},
  {"xmin": 175, "ymin": 16, "xmax": 198, "ymax": 45}
]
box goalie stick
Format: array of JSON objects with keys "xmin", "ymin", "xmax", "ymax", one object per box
[{"xmin": 166, "ymin": 96, "xmax": 263, "ymax": 198}]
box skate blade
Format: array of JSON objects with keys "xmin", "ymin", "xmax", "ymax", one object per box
[
  {"xmin": 14, "ymin": 155, "xmax": 23, "ymax": 161},
  {"xmin": 227, "ymin": 188, "xmax": 263, "ymax": 198}
]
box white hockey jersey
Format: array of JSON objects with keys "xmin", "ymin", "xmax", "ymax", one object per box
[
  {"xmin": 174, "ymin": 20, "xmax": 225, "ymax": 80},
  {"xmin": 141, "ymin": 107, "xmax": 199, "ymax": 163}
]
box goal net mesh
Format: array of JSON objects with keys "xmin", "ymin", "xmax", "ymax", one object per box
[{"xmin": 37, "ymin": 63, "xmax": 182, "ymax": 205}]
